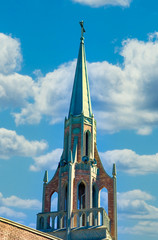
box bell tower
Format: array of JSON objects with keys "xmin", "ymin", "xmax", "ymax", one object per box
[{"xmin": 37, "ymin": 21, "xmax": 117, "ymax": 240}]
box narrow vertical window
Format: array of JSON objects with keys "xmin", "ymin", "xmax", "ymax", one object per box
[
  {"xmin": 86, "ymin": 131, "xmax": 89, "ymax": 156},
  {"xmin": 92, "ymin": 184, "xmax": 98, "ymax": 208},
  {"xmin": 65, "ymin": 133, "xmax": 69, "ymax": 161},
  {"xmin": 64, "ymin": 185, "xmax": 68, "ymax": 211}
]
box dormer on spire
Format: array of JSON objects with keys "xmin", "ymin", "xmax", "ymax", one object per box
[{"xmin": 68, "ymin": 21, "xmax": 92, "ymax": 118}]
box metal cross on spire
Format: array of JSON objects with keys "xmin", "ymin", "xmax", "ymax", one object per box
[{"xmin": 80, "ymin": 20, "xmax": 85, "ymax": 41}]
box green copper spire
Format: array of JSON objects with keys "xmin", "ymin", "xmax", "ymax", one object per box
[{"xmin": 68, "ymin": 21, "xmax": 92, "ymax": 118}]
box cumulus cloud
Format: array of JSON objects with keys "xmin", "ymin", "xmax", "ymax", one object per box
[
  {"xmin": 118, "ymin": 190, "xmax": 158, "ymax": 236},
  {"xmin": 88, "ymin": 33, "xmax": 158, "ymax": 134},
  {"xmin": 14, "ymin": 61, "xmax": 75, "ymax": 125},
  {"xmin": 100, "ymin": 149, "xmax": 158, "ymax": 175},
  {"xmin": 0, "ymin": 192, "xmax": 41, "ymax": 210},
  {"xmin": 12, "ymin": 32, "xmax": 158, "ymax": 135},
  {"xmin": 30, "ymin": 148, "xmax": 63, "ymax": 171},
  {"xmin": 0, "ymin": 206, "xmax": 26, "ymax": 219},
  {"xmin": 2, "ymin": 32, "xmax": 158, "ymax": 135},
  {"xmin": 0, "ymin": 33, "xmax": 34, "ymax": 111},
  {"xmin": 120, "ymin": 221, "xmax": 158, "ymax": 236},
  {"xmin": 0, "ymin": 192, "xmax": 41, "ymax": 219},
  {"xmin": 101, "ymin": 189, "xmax": 158, "ymax": 236},
  {"xmin": 72, "ymin": 0, "xmax": 132, "ymax": 8},
  {"xmin": 0, "ymin": 128, "xmax": 47, "ymax": 159},
  {"xmin": 0, "ymin": 73, "xmax": 34, "ymax": 109},
  {"xmin": 0, "ymin": 33, "xmax": 22, "ymax": 74},
  {"xmin": 117, "ymin": 190, "xmax": 158, "ymax": 219}
]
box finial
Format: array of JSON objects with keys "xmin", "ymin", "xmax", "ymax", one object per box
[
  {"xmin": 79, "ymin": 20, "xmax": 85, "ymax": 42},
  {"xmin": 112, "ymin": 163, "xmax": 117, "ymax": 177},
  {"xmin": 43, "ymin": 170, "xmax": 48, "ymax": 183}
]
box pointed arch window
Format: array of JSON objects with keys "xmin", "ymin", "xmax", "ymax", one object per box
[
  {"xmin": 51, "ymin": 192, "xmax": 58, "ymax": 212},
  {"xmin": 78, "ymin": 182, "xmax": 86, "ymax": 209}
]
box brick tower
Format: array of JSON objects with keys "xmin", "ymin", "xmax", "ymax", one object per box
[{"xmin": 37, "ymin": 21, "xmax": 117, "ymax": 240}]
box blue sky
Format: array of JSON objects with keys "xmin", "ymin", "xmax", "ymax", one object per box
[{"xmin": 0, "ymin": 0, "xmax": 158, "ymax": 239}]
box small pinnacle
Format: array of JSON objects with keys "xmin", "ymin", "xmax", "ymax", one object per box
[
  {"xmin": 112, "ymin": 163, "xmax": 117, "ymax": 177},
  {"xmin": 43, "ymin": 170, "xmax": 48, "ymax": 183}
]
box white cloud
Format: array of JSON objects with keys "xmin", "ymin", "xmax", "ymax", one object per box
[
  {"xmin": 15, "ymin": 33, "xmax": 158, "ymax": 135},
  {"xmin": 0, "ymin": 73, "xmax": 34, "ymax": 109},
  {"xmin": 30, "ymin": 148, "xmax": 63, "ymax": 171},
  {"xmin": 120, "ymin": 221, "xmax": 158, "ymax": 236},
  {"xmin": 118, "ymin": 190, "xmax": 158, "ymax": 236},
  {"xmin": 0, "ymin": 192, "xmax": 41, "ymax": 220},
  {"xmin": 2, "ymin": 32, "xmax": 158, "ymax": 136},
  {"xmin": 100, "ymin": 189, "xmax": 158, "ymax": 220},
  {"xmin": 100, "ymin": 149, "xmax": 158, "ymax": 175},
  {"xmin": 0, "ymin": 33, "xmax": 22, "ymax": 74},
  {"xmin": 117, "ymin": 190, "xmax": 158, "ymax": 219},
  {"xmin": 14, "ymin": 61, "xmax": 75, "ymax": 125},
  {"xmin": 0, "ymin": 206, "xmax": 26, "ymax": 219},
  {"xmin": 0, "ymin": 34, "xmax": 34, "ymax": 111},
  {"xmin": 88, "ymin": 35, "xmax": 158, "ymax": 134},
  {"xmin": 101, "ymin": 189, "xmax": 158, "ymax": 236},
  {"xmin": 72, "ymin": 0, "xmax": 132, "ymax": 8},
  {"xmin": 0, "ymin": 128, "xmax": 47, "ymax": 159},
  {"xmin": 0, "ymin": 193, "xmax": 41, "ymax": 210}
]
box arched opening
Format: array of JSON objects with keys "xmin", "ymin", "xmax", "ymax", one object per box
[
  {"xmin": 47, "ymin": 216, "xmax": 52, "ymax": 229},
  {"xmin": 73, "ymin": 214, "xmax": 79, "ymax": 228},
  {"xmin": 81, "ymin": 212, "xmax": 86, "ymax": 227},
  {"xmin": 51, "ymin": 192, "xmax": 58, "ymax": 212},
  {"xmin": 99, "ymin": 187, "xmax": 108, "ymax": 215},
  {"xmin": 62, "ymin": 215, "xmax": 67, "ymax": 228},
  {"xmin": 39, "ymin": 216, "xmax": 44, "ymax": 229},
  {"xmin": 92, "ymin": 184, "xmax": 98, "ymax": 208},
  {"xmin": 78, "ymin": 182, "xmax": 86, "ymax": 209},
  {"xmin": 64, "ymin": 184, "xmax": 68, "ymax": 211},
  {"xmin": 54, "ymin": 216, "xmax": 58, "ymax": 230}
]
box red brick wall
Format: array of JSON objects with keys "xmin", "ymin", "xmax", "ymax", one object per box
[
  {"xmin": 94, "ymin": 144, "xmax": 116, "ymax": 240},
  {"xmin": 0, "ymin": 218, "xmax": 59, "ymax": 240}
]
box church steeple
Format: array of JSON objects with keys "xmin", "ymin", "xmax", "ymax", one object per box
[
  {"xmin": 37, "ymin": 22, "xmax": 117, "ymax": 240},
  {"xmin": 68, "ymin": 21, "xmax": 92, "ymax": 118}
]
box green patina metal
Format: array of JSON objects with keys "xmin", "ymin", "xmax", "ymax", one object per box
[{"xmin": 68, "ymin": 21, "xmax": 92, "ymax": 118}]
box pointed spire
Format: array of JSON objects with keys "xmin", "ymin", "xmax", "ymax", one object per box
[
  {"xmin": 112, "ymin": 163, "xmax": 117, "ymax": 177},
  {"xmin": 43, "ymin": 170, "xmax": 48, "ymax": 183},
  {"xmin": 68, "ymin": 21, "xmax": 92, "ymax": 118}
]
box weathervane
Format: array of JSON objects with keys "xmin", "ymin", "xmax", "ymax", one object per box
[{"xmin": 80, "ymin": 20, "xmax": 85, "ymax": 41}]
